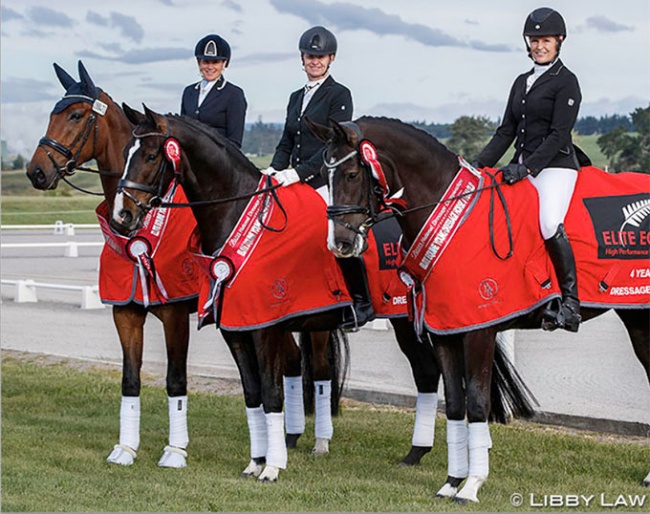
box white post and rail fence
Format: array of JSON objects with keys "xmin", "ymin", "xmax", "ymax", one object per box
[{"xmin": 1, "ymin": 221, "xmax": 104, "ymax": 309}]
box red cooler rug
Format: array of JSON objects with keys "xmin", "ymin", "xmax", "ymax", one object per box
[
  {"xmin": 192, "ymin": 180, "xmax": 408, "ymax": 330},
  {"xmin": 96, "ymin": 184, "xmax": 200, "ymax": 306},
  {"xmin": 400, "ymin": 164, "xmax": 649, "ymax": 335}
]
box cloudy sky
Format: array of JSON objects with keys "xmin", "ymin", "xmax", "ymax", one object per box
[{"xmin": 2, "ymin": 0, "xmax": 649, "ymax": 156}]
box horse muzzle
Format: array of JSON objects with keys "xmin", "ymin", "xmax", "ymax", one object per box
[{"xmin": 26, "ymin": 166, "xmax": 59, "ymax": 190}]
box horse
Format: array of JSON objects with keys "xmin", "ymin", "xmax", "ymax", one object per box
[
  {"xmin": 24, "ymin": 61, "xmax": 347, "ymax": 474},
  {"xmin": 111, "ymin": 105, "xmax": 537, "ymax": 482},
  {"xmin": 314, "ymin": 115, "xmax": 650, "ymax": 501}
]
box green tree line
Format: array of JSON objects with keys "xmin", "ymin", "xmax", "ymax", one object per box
[{"xmin": 3, "ymin": 107, "xmax": 648, "ymax": 173}]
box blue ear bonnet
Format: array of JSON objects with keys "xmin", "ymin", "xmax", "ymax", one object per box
[{"xmin": 52, "ymin": 83, "xmax": 104, "ymax": 114}]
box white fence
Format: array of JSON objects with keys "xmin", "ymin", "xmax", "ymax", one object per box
[
  {"xmin": 1, "ymin": 279, "xmax": 104, "ymax": 309},
  {"xmin": 1, "ymin": 221, "xmax": 100, "ymax": 235}
]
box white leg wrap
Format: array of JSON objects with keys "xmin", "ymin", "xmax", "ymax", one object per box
[
  {"xmin": 167, "ymin": 395, "xmax": 189, "ymax": 449},
  {"xmin": 468, "ymin": 422, "xmax": 490, "ymax": 477},
  {"xmin": 119, "ymin": 396, "xmax": 141, "ymax": 451},
  {"xmin": 283, "ymin": 375, "xmax": 305, "ymax": 435},
  {"xmin": 447, "ymin": 418, "xmax": 468, "ymax": 478},
  {"xmin": 265, "ymin": 412, "xmax": 287, "ymax": 469},
  {"xmin": 412, "ymin": 392, "xmax": 437, "ymax": 447},
  {"xmin": 245, "ymin": 406, "xmax": 267, "ymax": 459},
  {"xmin": 314, "ymin": 380, "xmax": 333, "ymax": 440}
]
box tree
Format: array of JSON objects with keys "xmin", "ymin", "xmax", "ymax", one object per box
[
  {"xmin": 12, "ymin": 154, "xmax": 25, "ymax": 170},
  {"xmin": 597, "ymin": 106, "xmax": 650, "ymax": 173},
  {"xmin": 445, "ymin": 116, "xmax": 496, "ymax": 162}
]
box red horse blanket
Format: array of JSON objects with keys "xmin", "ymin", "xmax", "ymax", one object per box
[
  {"xmin": 404, "ymin": 166, "xmax": 649, "ymax": 334},
  {"xmin": 96, "ymin": 185, "xmax": 200, "ymax": 306},
  {"xmin": 193, "ymin": 182, "xmax": 407, "ymax": 330}
]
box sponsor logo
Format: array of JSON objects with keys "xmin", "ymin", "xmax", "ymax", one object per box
[
  {"xmin": 272, "ymin": 279, "xmax": 289, "ymax": 299},
  {"xmin": 584, "ymin": 193, "xmax": 650, "ymax": 260},
  {"xmin": 479, "ymin": 278, "xmax": 498, "ymax": 300}
]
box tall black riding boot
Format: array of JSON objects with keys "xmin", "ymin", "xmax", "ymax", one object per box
[
  {"xmin": 337, "ymin": 257, "xmax": 376, "ymax": 330},
  {"xmin": 542, "ymin": 224, "xmax": 581, "ymax": 333}
]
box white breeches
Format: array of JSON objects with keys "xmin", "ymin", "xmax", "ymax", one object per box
[{"xmin": 527, "ymin": 167, "xmax": 577, "ymax": 240}]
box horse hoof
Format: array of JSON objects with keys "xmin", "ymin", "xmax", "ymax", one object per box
[
  {"xmin": 286, "ymin": 433, "xmax": 301, "ymax": 449},
  {"xmin": 106, "ymin": 444, "xmax": 136, "ymax": 466},
  {"xmin": 241, "ymin": 459, "xmax": 263, "ymax": 478},
  {"xmin": 311, "ymin": 438, "xmax": 330, "ymax": 455},
  {"xmin": 643, "ymin": 470, "xmax": 650, "ymax": 487},
  {"xmin": 158, "ymin": 445, "xmax": 188, "ymax": 468},
  {"xmin": 454, "ymin": 497, "xmax": 470, "ymax": 505},
  {"xmin": 399, "ymin": 445, "xmax": 432, "ymax": 466}
]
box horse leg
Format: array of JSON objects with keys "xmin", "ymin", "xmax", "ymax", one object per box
[
  {"xmin": 282, "ymin": 333, "xmax": 305, "ymax": 449},
  {"xmin": 391, "ymin": 318, "xmax": 441, "ymax": 466},
  {"xmin": 222, "ymin": 330, "xmax": 266, "ymax": 478},
  {"xmin": 254, "ymin": 326, "xmax": 288, "ymax": 482},
  {"xmin": 152, "ymin": 302, "xmax": 192, "ymax": 468},
  {"xmin": 616, "ymin": 308, "xmax": 650, "ymax": 486},
  {"xmin": 307, "ymin": 331, "xmax": 335, "ymax": 455},
  {"xmin": 106, "ymin": 303, "xmax": 146, "ymax": 466},
  {"xmin": 455, "ymin": 329, "xmax": 497, "ymax": 504},
  {"xmin": 432, "ymin": 335, "xmax": 468, "ymax": 500}
]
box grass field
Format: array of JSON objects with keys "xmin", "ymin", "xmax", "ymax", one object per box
[{"xmin": 2, "ymin": 353, "xmax": 648, "ymax": 512}]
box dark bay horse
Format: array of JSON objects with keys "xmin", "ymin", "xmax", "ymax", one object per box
[
  {"xmin": 315, "ymin": 115, "xmax": 650, "ymax": 500},
  {"xmin": 25, "ymin": 61, "xmax": 346, "ymax": 474},
  {"xmin": 111, "ymin": 105, "xmax": 536, "ymax": 482}
]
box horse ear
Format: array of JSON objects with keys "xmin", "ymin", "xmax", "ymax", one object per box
[
  {"xmin": 142, "ymin": 104, "xmax": 167, "ymax": 132},
  {"xmin": 53, "ymin": 63, "xmax": 76, "ymax": 91},
  {"xmin": 330, "ymin": 118, "xmax": 353, "ymax": 145},
  {"xmin": 122, "ymin": 103, "xmax": 145, "ymax": 125},
  {"xmin": 78, "ymin": 60, "xmax": 98, "ymax": 98},
  {"xmin": 305, "ymin": 117, "xmax": 333, "ymax": 143}
]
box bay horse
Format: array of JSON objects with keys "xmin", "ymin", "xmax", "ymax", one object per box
[
  {"xmin": 25, "ymin": 61, "xmax": 347, "ymax": 474},
  {"xmin": 111, "ymin": 105, "xmax": 536, "ymax": 482},
  {"xmin": 315, "ymin": 115, "xmax": 650, "ymax": 500}
]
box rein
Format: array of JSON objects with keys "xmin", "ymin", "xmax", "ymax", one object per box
[{"xmin": 325, "ymin": 143, "xmax": 513, "ymax": 260}]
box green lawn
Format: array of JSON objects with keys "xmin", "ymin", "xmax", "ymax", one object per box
[{"xmin": 2, "ymin": 354, "xmax": 648, "ymax": 512}]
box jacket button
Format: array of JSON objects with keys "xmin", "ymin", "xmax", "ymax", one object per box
[
  {"xmin": 297, "ymin": 131, "xmax": 300, "ymax": 135},
  {"xmin": 195, "ymin": 110, "xmax": 200, "ymax": 115}
]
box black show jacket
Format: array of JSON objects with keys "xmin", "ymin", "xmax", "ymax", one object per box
[
  {"xmin": 477, "ymin": 59, "xmax": 582, "ymax": 175},
  {"xmin": 270, "ymin": 75, "xmax": 353, "ymax": 188},
  {"xmin": 180, "ymin": 77, "xmax": 247, "ymax": 148}
]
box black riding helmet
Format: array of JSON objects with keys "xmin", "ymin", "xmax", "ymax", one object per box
[
  {"xmin": 299, "ymin": 26, "xmax": 337, "ymax": 55},
  {"xmin": 523, "ymin": 7, "xmax": 566, "ymax": 59},
  {"xmin": 194, "ymin": 34, "xmax": 231, "ymax": 66}
]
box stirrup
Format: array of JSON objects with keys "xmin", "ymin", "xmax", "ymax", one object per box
[{"xmin": 542, "ymin": 298, "xmax": 581, "ymax": 333}]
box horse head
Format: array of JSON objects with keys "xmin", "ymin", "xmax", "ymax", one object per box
[
  {"xmin": 310, "ymin": 117, "xmax": 389, "ymax": 258},
  {"xmin": 111, "ymin": 104, "xmax": 178, "ymax": 233},
  {"xmin": 27, "ymin": 60, "xmax": 126, "ymax": 193}
]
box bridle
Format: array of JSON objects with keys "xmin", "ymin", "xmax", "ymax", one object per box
[
  {"xmin": 38, "ymin": 112, "xmax": 98, "ymax": 179},
  {"xmin": 324, "ymin": 143, "xmax": 400, "ymax": 238},
  {"xmin": 117, "ymin": 130, "xmax": 179, "ymax": 217},
  {"xmin": 37, "ymin": 96, "xmax": 121, "ymax": 195}
]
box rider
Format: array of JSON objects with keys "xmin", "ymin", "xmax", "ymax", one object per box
[
  {"xmin": 263, "ymin": 26, "xmax": 375, "ymax": 330},
  {"xmin": 181, "ymin": 34, "xmax": 247, "ymax": 148},
  {"xmin": 474, "ymin": 7, "xmax": 582, "ymax": 332}
]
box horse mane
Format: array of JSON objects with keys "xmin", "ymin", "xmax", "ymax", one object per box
[
  {"xmin": 356, "ymin": 115, "xmax": 456, "ymax": 158},
  {"xmin": 168, "ymin": 114, "xmax": 259, "ymax": 174}
]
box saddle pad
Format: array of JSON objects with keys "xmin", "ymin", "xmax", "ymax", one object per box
[
  {"xmin": 419, "ymin": 166, "xmax": 649, "ymax": 334},
  {"xmin": 96, "ymin": 187, "xmax": 200, "ymax": 305},
  {"xmin": 196, "ymin": 184, "xmax": 409, "ymax": 330}
]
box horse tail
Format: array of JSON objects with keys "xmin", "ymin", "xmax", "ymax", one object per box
[
  {"xmin": 489, "ymin": 336, "xmax": 538, "ymax": 423},
  {"xmin": 299, "ymin": 330, "xmax": 350, "ymax": 416}
]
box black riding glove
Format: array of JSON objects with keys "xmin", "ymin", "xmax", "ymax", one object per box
[
  {"xmin": 500, "ymin": 163, "xmax": 529, "ymax": 184},
  {"xmin": 470, "ymin": 160, "xmax": 482, "ymax": 169}
]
